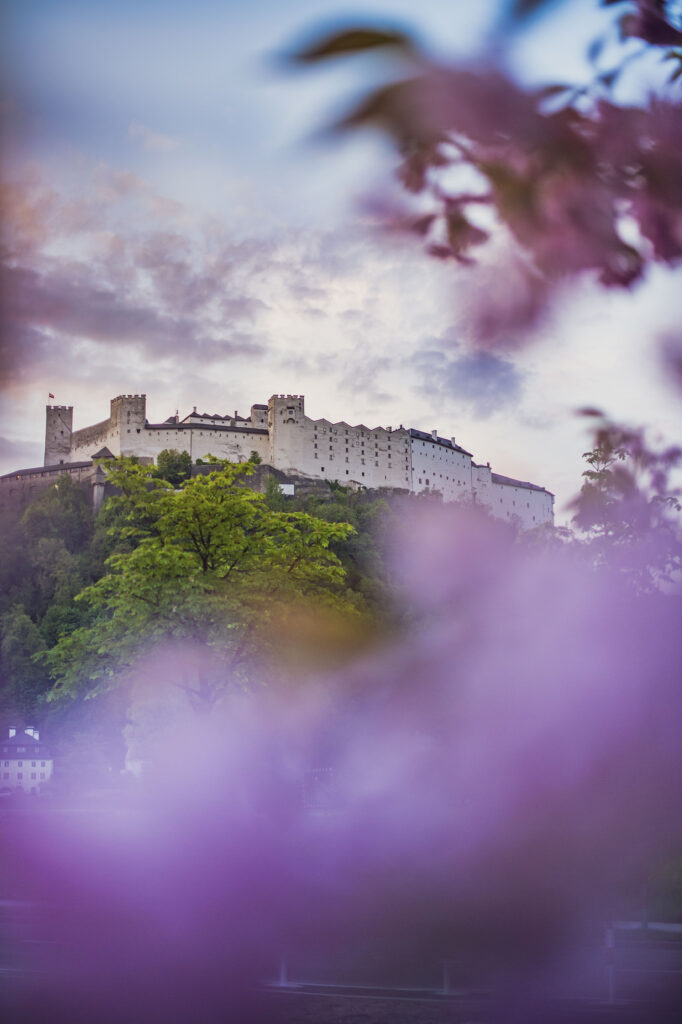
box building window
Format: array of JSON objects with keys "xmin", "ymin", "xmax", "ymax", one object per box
[
  {"xmin": 31, "ymin": 773, "xmax": 36, "ymax": 780},
  {"xmin": 31, "ymin": 761, "xmax": 36, "ymax": 768},
  {"xmin": 41, "ymin": 761, "xmax": 46, "ymax": 767},
  {"xmin": 17, "ymin": 761, "xmax": 23, "ymax": 767},
  {"xmin": 17, "ymin": 773, "xmax": 23, "ymax": 779},
  {"xmin": 3, "ymin": 761, "xmax": 7, "ymax": 767}
]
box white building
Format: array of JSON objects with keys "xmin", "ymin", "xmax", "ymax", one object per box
[
  {"xmin": 42, "ymin": 393, "xmax": 554, "ymax": 528},
  {"xmin": 1, "ymin": 727, "xmax": 54, "ymax": 794}
]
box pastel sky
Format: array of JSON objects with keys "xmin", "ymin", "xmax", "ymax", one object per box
[{"xmin": 1, "ymin": 0, "xmax": 679, "ymax": 521}]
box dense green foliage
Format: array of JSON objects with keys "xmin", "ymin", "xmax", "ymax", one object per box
[
  {"xmin": 153, "ymin": 448, "xmax": 192, "ymax": 486},
  {"xmin": 0, "ymin": 461, "xmax": 396, "ymax": 724}
]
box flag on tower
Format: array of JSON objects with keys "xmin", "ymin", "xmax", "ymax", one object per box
[{"xmin": 48, "ymin": 392, "xmax": 55, "ymax": 399}]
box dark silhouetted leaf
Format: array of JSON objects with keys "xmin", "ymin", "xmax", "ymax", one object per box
[
  {"xmin": 510, "ymin": 0, "xmax": 556, "ymax": 19},
  {"xmin": 289, "ymin": 26, "xmax": 415, "ymax": 64},
  {"xmin": 410, "ymin": 214, "xmax": 437, "ymax": 235},
  {"xmin": 536, "ymin": 83, "xmax": 574, "ymax": 99}
]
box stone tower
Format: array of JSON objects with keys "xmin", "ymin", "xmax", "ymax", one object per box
[
  {"xmin": 267, "ymin": 394, "xmax": 305, "ymax": 471},
  {"xmin": 110, "ymin": 394, "xmax": 147, "ymax": 456},
  {"xmin": 44, "ymin": 405, "xmax": 73, "ymax": 465}
]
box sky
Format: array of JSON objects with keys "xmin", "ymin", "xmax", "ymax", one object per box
[{"xmin": 1, "ymin": 0, "xmax": 680, "ymax": 521}]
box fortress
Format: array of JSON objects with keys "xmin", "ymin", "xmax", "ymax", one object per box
[{"xmin": 3, "ymin": 393, "xmax": 554, "ymax": 528}]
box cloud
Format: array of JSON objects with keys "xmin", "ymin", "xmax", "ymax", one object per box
[
  {"xmin": 128, "ymin": 121, "xmax": 181, "ymax": 153},
  {"xmin": 0, "ymin": 435, "xmax": 42, "ymax": 472},
  {"xmin": 410, "ymin": 342, "xmax": 524, "ymax": 418},
  {"xmin": 0, "ymin": 168, "xmax": 287, "ymax": 385}
]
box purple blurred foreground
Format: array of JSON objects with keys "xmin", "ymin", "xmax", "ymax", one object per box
[{"xmin": 3, "ymin": 507, "xmax": 681, "ymax": 1022}]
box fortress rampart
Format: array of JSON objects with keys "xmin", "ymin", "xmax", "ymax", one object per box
[{"xmin": 3, "ymin": 393, "xmax": 555, "ymax": 529}]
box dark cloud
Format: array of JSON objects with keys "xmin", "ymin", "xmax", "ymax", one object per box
[
  {"xmin": 410, "ymin": 343, "xmax": 524, "ymax": 418},
  {"xmin": 0, "ymin": 172, "xmax": 287, "ymax": 385},
  {"xmin": 0, "ymin": 435, "xmax": 43, "ymax": 472}
]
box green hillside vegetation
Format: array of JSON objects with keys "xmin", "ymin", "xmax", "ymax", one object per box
[{"xmin": 0, "ymin": 459, "xmax": 398, "ymax": 730}]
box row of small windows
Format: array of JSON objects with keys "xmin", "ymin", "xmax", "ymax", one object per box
[
  {"xmin": 2, "ymin": 772, "xmax": 46, "ymax": 780},
  {"xmin": 3, "ymin": 760, "xmax": 47, "ymax": 767}
]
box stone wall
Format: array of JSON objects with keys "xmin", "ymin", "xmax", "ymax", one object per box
[{"xmin": 44, "ymin": 406, "xmax": 73, "ymax": 465}]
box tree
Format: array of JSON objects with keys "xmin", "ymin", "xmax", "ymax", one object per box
[
  {"xmin": 0, "ymin": 606, "xmax": 47, "ymax": 716},
  {"xmin": 289, "ymin": 1, "xmax": 682, "ymax": 346},
  {"xmin": 22, "ymin": 474, "xmax": 93, "ymax": 552},
  {"xmin": 570, "ymin": 411, "xmax": 682, "ymax": 588},
  {"xmin": 154, "ymin": 449, "xmax": 192, "ymax": 486},
  {"xmin": 45, "ymin": 461, "xmax": 358, "ymax": 707},
  {"xmin": 263, "ymin": 473, "xmax": 287, "ymax": 510}
]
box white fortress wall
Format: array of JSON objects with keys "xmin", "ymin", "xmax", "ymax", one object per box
[
  {"xmin": 409, "ymin": 430, "xmax": 473, "ymax": 501},
  {"xmin": 473, "ymin": 463, "xmax": 553, "ymax": 528},
  {"xmin": 269, "ymin": 394, "xmax": 412, "ymax": 489},
  {"xmin": 42, "ymin": 392, "xmax": 554, "ymax": 528}
]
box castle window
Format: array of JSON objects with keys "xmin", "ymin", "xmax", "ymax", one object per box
[
  {"xmin": 361, "ymin": 472, "xmax": 365, "ymax": 477},
  {"xmin": 314, "ymin": 453, "xmax": 318, "ymax": 458},
  {"xmin": 345, "ymin": 457, "xmax": 349, "ymax": 463},
  {"xmin": 321, "ymin": 467, "xmax": 325, "ymax": 471},
  {"xmin": 314, "ymin": 444, "xmax": 317, "ymax": 449},
  {"xmin": 345, "ymin": 470, "xmax": 349, "ymax": 475}
]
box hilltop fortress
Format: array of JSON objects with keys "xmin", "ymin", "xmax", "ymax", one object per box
[{"xmin": 32, "ymin": 393, "xmax": 554, "ymax": 529}]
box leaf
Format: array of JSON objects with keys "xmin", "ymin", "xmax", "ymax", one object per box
[
  {"xmin": 510, "ymin": 0, "xmax": 555, "ymax": 19},
  {"xmin": 598, "ymin": 68, "xmax": 620, "ymax": 88},
  {"xmin": 288, "ymin": 26, "xmax": 415, "ymax": 64},
  {"xmin": 410, "ymin": 213, "xmax": 437, "ymax": 235},
  {"xmin": 535, "ymin": 83, "xmax": 574, "ymax": 99}
]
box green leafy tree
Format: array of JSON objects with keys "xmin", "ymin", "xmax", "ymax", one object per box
[
  {"xmin": 154, "ymin": 449, "xmax": 192, "ymax": 486},
  {"xmin": 263, "ymin": 473, "xmax": 287, "ymax": 511},
  {"xmin": 22, "ymin": 474, "xmax": 93, "ymax": 552},
  {"xmin": 0, "ymin": 606, "xmax": 47, "ymax": 715},
  {"xmin": 45, "ymin": 461, "xmax": 357, "ymax": 707}
]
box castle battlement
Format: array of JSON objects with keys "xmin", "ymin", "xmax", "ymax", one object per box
[{"xmin": 33, "ymin": 392, "xmax": 555, "ymax": 529}]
